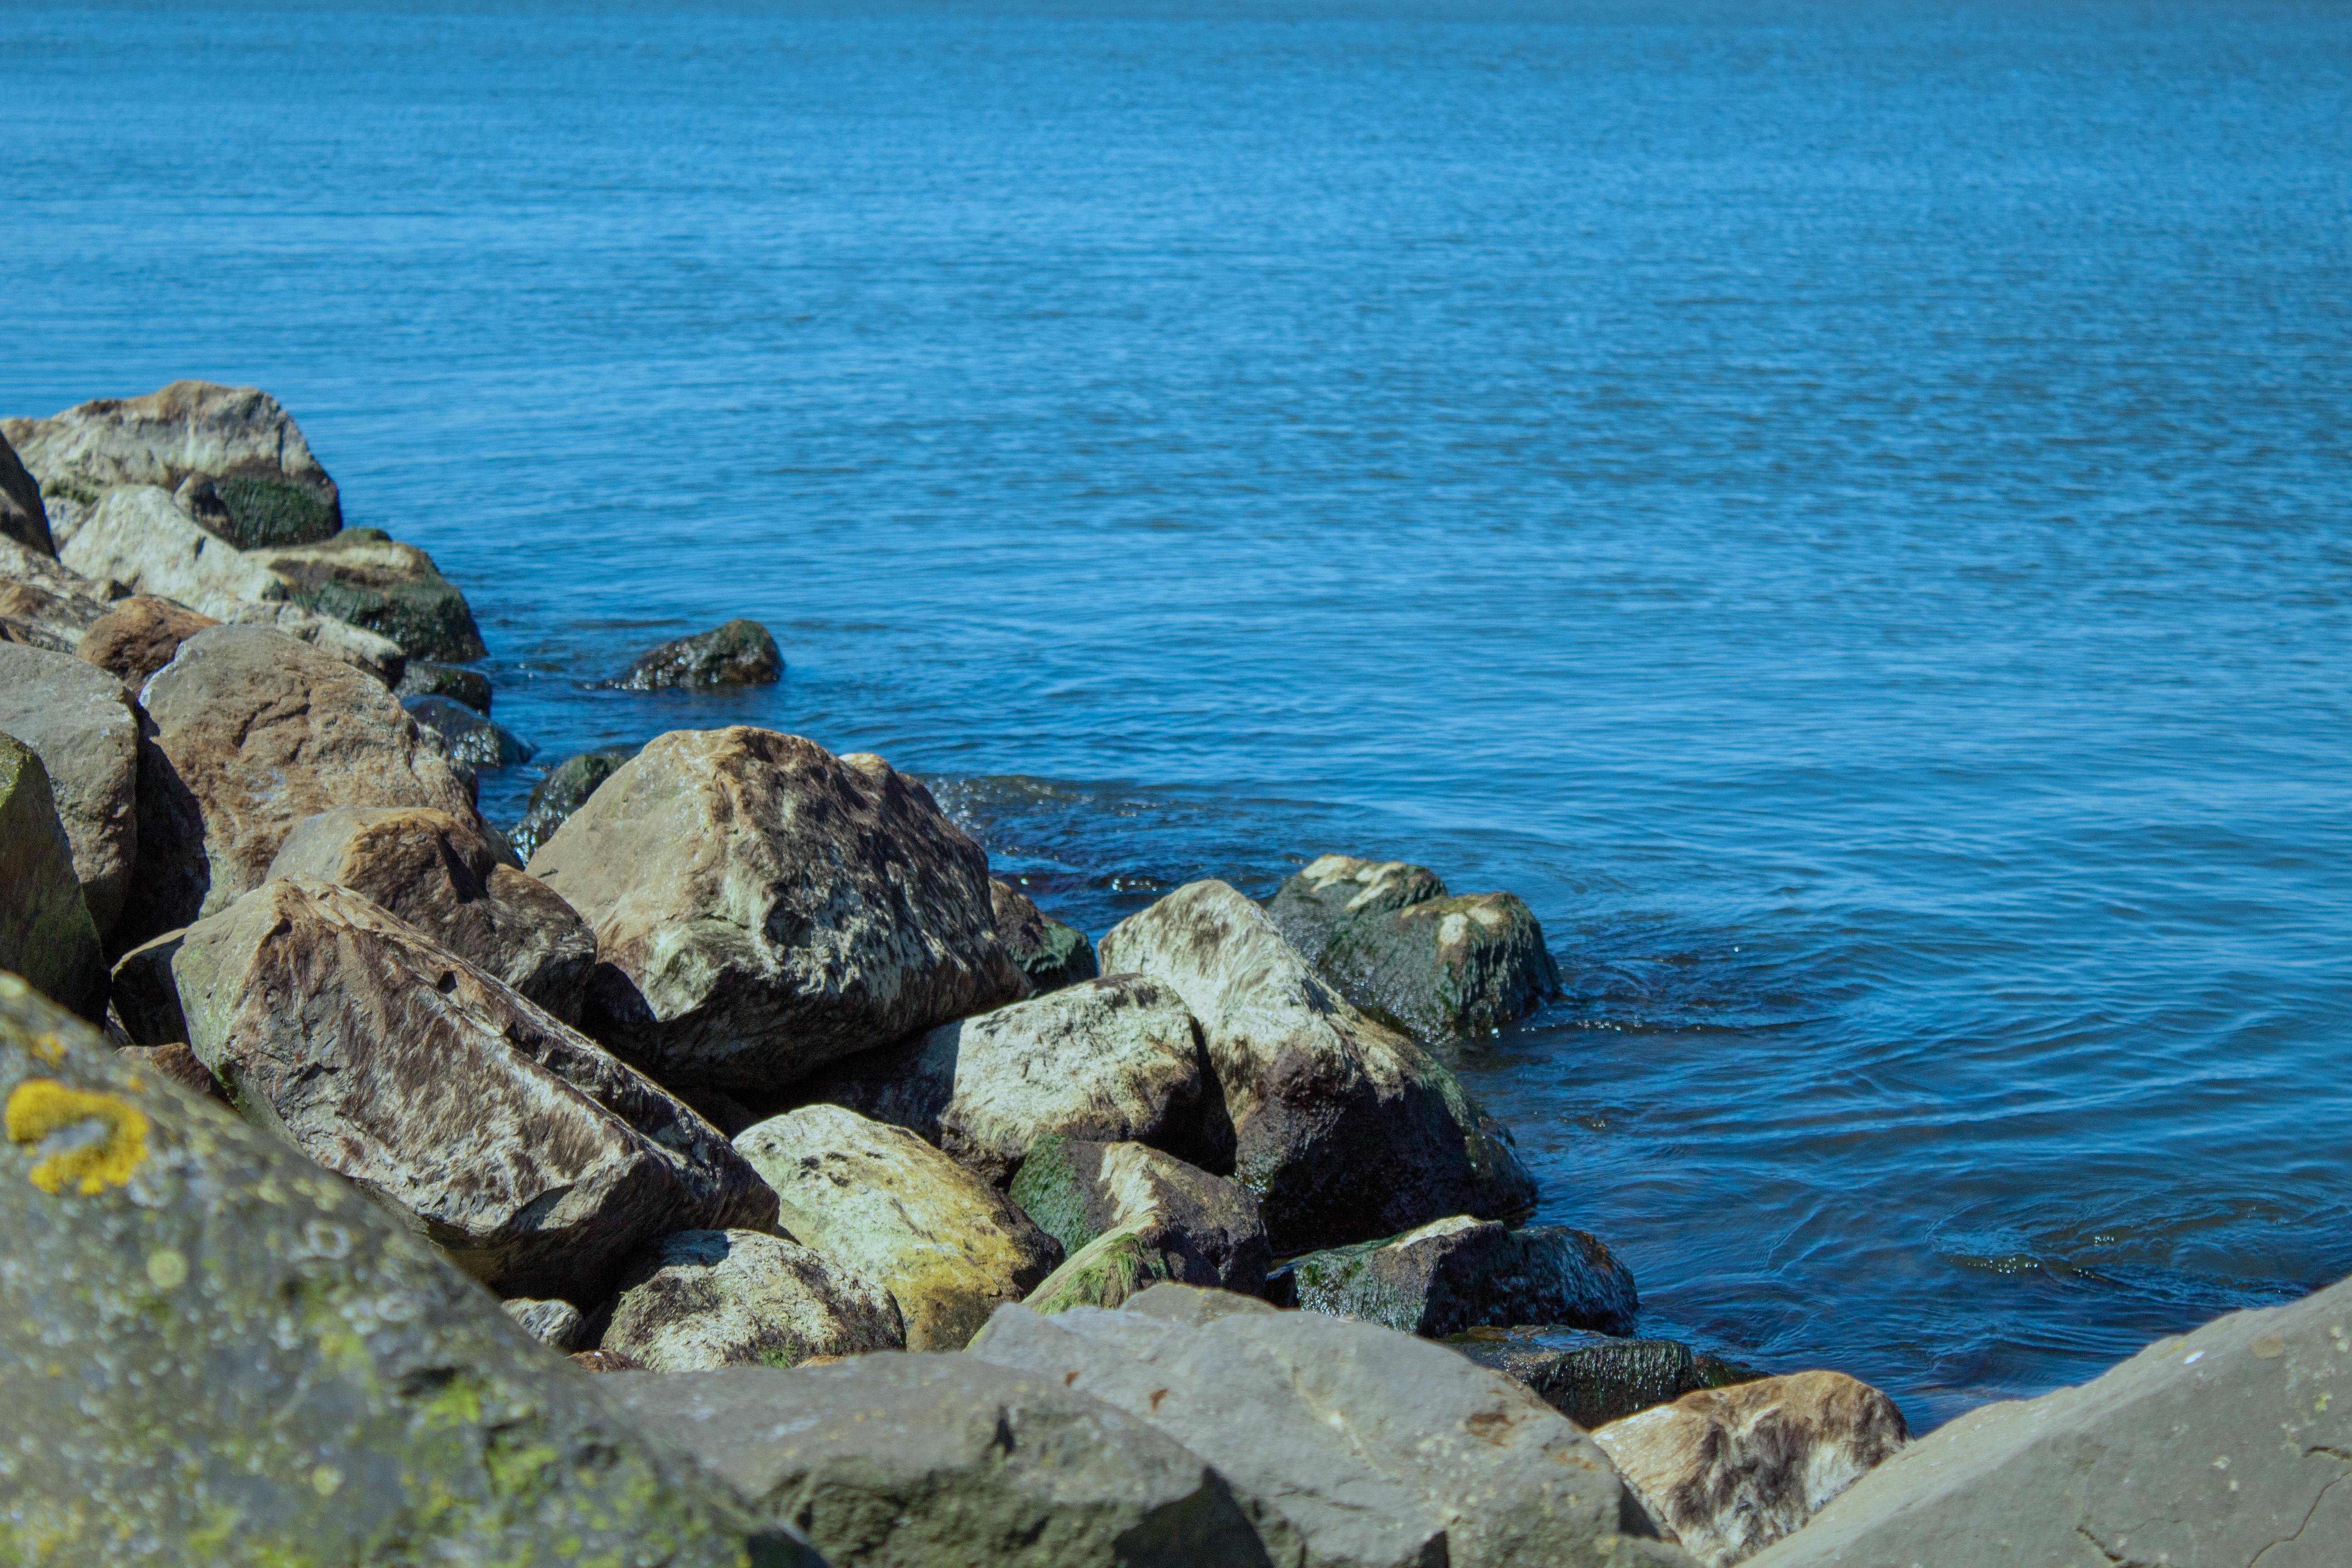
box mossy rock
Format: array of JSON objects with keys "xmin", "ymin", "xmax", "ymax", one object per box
[
  {"xmin": 510, "ymin": 748, "xmax": 638, "ymax": 863},
  {"xmin": 184, "ymin": 474, "xmax": 340, "ymax": 549},
  {"xmin": 1022, "ymin": 1221, "xmax": 1191, "ymax": 1315},
  {"xmin": 251, "ymin": 534, "xmax": 487, "ymax": 662},
  {"xmin": 1445, "ymin": 1324, "xmax": 1763, "ymax": 1431},
  {"xmin": 396, "ymin": 660, "xmax": 493, "ymax": 715}
]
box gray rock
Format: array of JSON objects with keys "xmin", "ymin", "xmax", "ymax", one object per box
[
  {"xmin": 1120, "ymin": 1280, "xmax": 1283, "ymax": 1328},
  {"xmin": 1097, "ymin": 880, "xmax": 1536, "ymax": 1254},
  {"xmin": 1275, "ymin": 1215, "xmax": 1640, "ymax": 1338},
  {"xmin": 246, "ymin": 528, "xmax": 487, "ymax": 662},
  {"xmin": 605, "ymin": 1354, "xmax": 1269, "ymax": 1568},
  {"xmin": 74, "ymin": 593, "xmax": 218, "ymax": 688},
  {"xmin": 598, "ymin": 617, "xmax": 783, "ymax": 691},
  {"xmin": 0, "ymin": 644, "xmax": 141, "ymax": 936},
  {"xmin": 264, "ymin": 804, "xmax": 597, "ymax": 1023},
  {"xmin": 972, "ymin": 1300, "xmax": 1694, "ymax": 1568},
  {"xmin": 502, "ymin": 1296, "xmax": 588, "ymax": 1352},
  {"xmin": 992, "ymin": 878, "xmax": 1099, "ymax": 993},
  {"xmin": 1596, "ymin": 1372, "xmax": 1909, "ymax": 1568},
  {"xmin": 106, "ymin": 928, "xmax": 187, "ymax": 1045},
  {"xmin": 508, "ymin": 746, "xmax": 636, "ymax": 862},
  {"xmin": 1009, "ymin": 1137, "xmax": 1270, "ymax": 1306},
  {"xmin": 217, "ymin": 601, "xmax": 406, "ymax": 687},
  {"xmin": 1, "ymin": 533, "xmax": 117, "ymax": 651},
  {"xmin": 0, "ymin": 970, "xmax": 823, "ymax": 1568},
  {"xmin": 0, "ymin": 736, "xmax": 104, "ymax": 1018},
  {"xmin": 1446, "ymin": 1325, "xmax": 1763, "ymax": 1432},
  {"xmin": 404, "ymin": 692, "xmax": 536, "ymax": 771},
  {"xmin": 59, "ymin": 484, "xmax": 289, "ymax": 612},
  {"xmin": 529, "ymin": 730, "xmax": 1025, "ymax": 1098},
  {"xmin": 0, "ymin": 428, "xmax": 54, "ymax": 556},
  {"xmin": 173, "ymin": 876, "xmax": 779, "ymax": 1301},
  {"xmin": 602, "ymin": 1229, "xmax": 906, "ymax": 1372},
  {"xmin": 1745, "ymin": 1275, "xmax": 2352, "ymax": 1568},
  {"xmin": 396, "ymin": 658, "xmax": 491, "ymax": 713},
  {"xmin": 1266, "ymin": 854, "xmax": 1447, "ymax": 962}
]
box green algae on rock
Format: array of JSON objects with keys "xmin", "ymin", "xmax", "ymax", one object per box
[
  {"xmin": 508, "ymin": 747, "xmax": 637, "ymax": 862},
  {"xmin": 247, "ymin": 529, "xmax": 488, "ymax": 662},
  {"xmin": 596, "ymin": 617, "xmax": 782, "ymax": 691},
  {"xmin": 1274, "ymin": 1214, "xmax": 1640, "ymax": 1338},
  {"xmin": 1445, "ymin": 1325, "xmax": 1762, "ymax": 1431}
]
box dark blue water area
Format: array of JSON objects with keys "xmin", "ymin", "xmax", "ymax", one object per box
[{"xmin": 7, "ymin": 0, "xmax": 2350, "ymax": 1429}]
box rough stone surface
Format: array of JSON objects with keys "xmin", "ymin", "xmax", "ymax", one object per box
[
  {"xmin": 1266, "ymin": 854, "xmax": 1448, "ymax": 963},
  {"xmin": 0, "ymin": 545, "xmax": 115, "ymax": 651},
  {"xmin": 265, "ymin": 805, "xmax": 598, "ymax": 1023},
  {"xmin": 0, "ymin": 737, "xmax": 105, "ymax": 1018},
  {"xmin": 606, "ymin": 1353, "xmax": 1270, "ymax": 1568},
  {"xmin": 213, "ymin": 599, "xmax": 407, "ymax": 686},
  {"xmin": 598, "ymin": 617, "xmax": 783, "ymax": 691},
  {"xmin": 173, "ymin": 876, "xmax": 779, "ymax": 1301},
  {"xmin": 107, "ymin": 929, "xmax": 188, "ymax": 1045},
  {"xmin": 1009, "ymin": 1137, "xmax": 1269, "ymax": 1304},
  {"xmin": 59, "ymin": 484, "xmax": 288, "ymax": 612},
  {"xmin": 601, "ymin": 1228, "xmax": 905, "ymax": 1372},
  {"xmin": 1097, "ymin": 879, "xmax": 1536, "ymax": 1254},
  {"xmin": 973, "ymin": 1300, "xmax": 1694, "ymax": 1568},
  {"xmin": 114, "ymin": 1039, "xmax": 226, "ymax": 1102},
  {"xmin": 1597, "ymin": 1372, "xmax": 1909, "ymax": 1568},
  {"xmin": 1275, "ymin": 1215, "xmax": 1640, "ymax": 1338},
  {"xmin": 502, "ymin": 1296, "xmax": 588, "ymax": 1352},
  {"xmin": 0, "ymin": 643, "xmax": 141, "ymax": 936},
  {"xmin": 0, "ymin": 971, "xmax": 822, "ymax": 1568},
  {"xmin": 1447, "ymin": 1325, "xmax": 1763, "ymax": 1432},
  {"xmin": 1745, "ymin": 1275, "xmax": 2352, "ymax": 1568},
  {"xmin": 405, "ymin": 692, "xmax": 534, "ymax": 772},
  {"xmin": 509, "ymin": 746, "xmax": 636, "ymax": 862},
  {"xmin": 1119, "ymin": 1280, "xmax": 1282, "ymax": 1328},
  {"xmin": 396, "ymin": 658, "xmax": 493, "ymax": 713},
  {"xmin": 529, "ymin": 730, "xmax": 1025, "ymax": 1098},
  {"xmin": 75, "ymin": 593, "xmax": 219, "ymax": 687},
  {"xmin": 245, "ymin": 529, "xmax": 487, "ymax": 661},
  {"xmin": 0, "ymin": 429, "xmax": 54, "ymax": 556},
  {"xmin": 735, "ymin": 1104, "xmax": 1061, "ymax": 1351},
  {"xmin": 992, "ymin": 879, "xmax": 1100, "ymax": 994}
]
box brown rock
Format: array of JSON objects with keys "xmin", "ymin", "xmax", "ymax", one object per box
[
  {"xmin": 0, "ymin": 428, "xmax": 52, "ymax": 555},
  {"xmin": 115, "ymin": 1040, "xmax": 226, "ymax": 1102},
  {"xmin": 75, "ymin": 593, "xmax": 218, "ymax": 688},
  {"xmin": 0, "ymin": 644, "xmax": 142, "ymax": 936}
]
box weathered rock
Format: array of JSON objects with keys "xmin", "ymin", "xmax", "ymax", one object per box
[
  {"xmin": 0, "ymin": 736, "xmax": 105, "ymax": 1018},
  {"xmin": 1596, "ymin": 1372, "xmax": 1908, "ymax": 1568},
  {"xmin": 0, "ymin": 430, "xmax": 54, "ymax": 556},
  {"xmin": 598, "ymin": 617, "xmax": 783, "ymax": 691},
  {"xmin": 1274, "ymin": 1215, "xmax": 1640, "ymax": 1338},
  {"xmin": 735, "ymin": 1104, "xmax": 1061, "ymax": 1351},
  {"xmin": 1266, "ymin": 854, "xmax": 1448, "ymax": 962},
  {"xmin": 113, "ymin": 1039, "xmax": 226, "ymax": 1102},
  {"xmin": 75, "ymin": 593, "xmax": 218, "ymax": 687},
  {"xmin": 1009, "ymin": 1137, "xmax": 1269, "ymax": 1300},
  {"xmin": 0, "ymin": 971, "xmax": 823, "ymax": 1568},
  {"xmin": 1746, "ymin": 1277, "xmax": 2352, "ymax": 1568},
  {"xmin": 58, "ymin": 483, "xmax": 287, "ymax": 610},
  {"xmin": 1, "ymin": 533, "xmax": 117, "ymax": 650},
  {"xmin": 973, "ymin": 1299, "xmax": 1694, "ymax": 1568},
  {"xmin": 215, "ymin": 598, "xmax": 406, "ymax": 686},
  {"xmin": 606, "ymin": 1353, "xmax": 1269, "ymax": 1568},
  {"xmin": 265, "ymin": 805, "xmax": 597, "ymax": 1023},
  {"xmin": 174, "ymin": 876, "xmax": 779, "ymax": 1301},
  {"xmin": 1120, "ymin": 1279, "xmax": 1282, "ymax": 1328},
  {"xmin": 572, "ymin": 1348, "xmax": 646, "ymax": 1373},
  {"xmin": 406, "ymin": 693, "xmax": 535, "ymax": 778},
  {"xmin": 1097, "ymin": 880, "xmax": 1536, "ymax": 1254},
  {"xmin": 246, "ymin": 528, "xmax": 486, "ymax": 662},
  {"xmin": 120, "ymin": 623, "xmax": 477, "ymax": 944},
  {"xmin": 106, "ymin": 929, "xmax": 188, "ymax": 1045},
  {"xmin": 601, "ymin": 1229, "xmax": 906, "ymax": 1372},
  {"xmin": 992, "ymin": 879, "xmax": 1100, "ymax": 993},
  {"xmin": 1447, "ymin": 1325, "xmax": 1763, "ymax": 1432},
  {"xmin": 0, "ymin": 644, "xmax": 141, "ymax": 936},
  {"xmin": 530, "ymin": 730, "xmax": 1025, "ymax": 1098},
  {"xmin": 397, "ymin": 658, "xmax": 492, "ymax": 713},
  {"xmin": 502, "ymin": 1295, "xmax": 588, "ymax": 1352},
  {"xmin": 509, "ymin": 745, "xmax": 636, "ymax": 862}
]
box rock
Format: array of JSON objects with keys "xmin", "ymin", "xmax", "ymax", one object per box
[
  {"xmin": 173, "ymin": 876, "xmax": 779, "ymax": 1300},
  {"xmin": 58, "ymin": 484, "xmax": 288, "ymax": 610},
  {"xmin": 1097, "ymin": 879, "xmax": 1536, "ymax": 1254},
  {"xmin": 119, "ymin": 623, "xmax": 477, "ymax": 944},
  {"xmin": 1745, "ymin": 1276, "xmax": 2352, "ymax": 1568},
  {"xmin": 1273, "ymin": 1215, "xmax": 1640, "ymax": 1338},
  {"xmin": 734, "ymin": 1104, "xmax": 1061, "ymax": 1351},
  {"xmin": 1595, "ymin": 1372, "xmax": 1909, "ymax": 1568},
  {"xmin": 245, "ymin": 529, "xmax": 486, "ymax": 662},
  {"xmin": 1447, "ymin": 1325, "xmax": 1763, "ymax": 1431},
  {"xmin": 529, "ymin": 730, "xmax": 1024, "ymax": 1098},
  {"xmin": 113, "ymin": 1039, "xmax": 227, "ymax": 1102},
  {"xmin": 106, "ymin": 929, "xmax": 188, "ymax": 1046},
  {"xmin": 0, "ymin": 970, "xmax": 824, "ymax": 1568},
  {"xmin": 600, "ymin": 1228, "xmax": 906, "ymax": 1372},
  {"xmin": 605, "ymin": 1354, "xmax": 1269, "ymax": 1568},
  {"xmin": 598, "ymin": 617, "xmax": 783, "ymax": 691},
  {"xmin": 264, "ymin": 804, "xmax": 597, "ymax": 1023},
  {"xmin": 1009, "ymin": 1137, "xmax": 1269, "ymax": 1301},
  {"xmin": 508, "ymin": 746, "xmax": 636, "ymax": 862},
  {"xmin": 807, "ymin": 974, "xmax": 1230, "ymax": 1186},
  {"xmin": 396, "ymin": 658, "xmax": 491, "ymax": 713},
  {"xmin": 1266, "ymin": 854, "xmax": 1447, "ymax": 962},
  {"xmin": 215, "ymin": 599, "xmax": 406, "ymax": 686},
  {"xmin": 992, "ymin": 878, "xmax": 1100, "ymax": 993},
  {"xmin": 1, "ymin": 533, "xmax": 117, "ymax": 650},
  {"xmin": 502, "ymin": 1296, "xmax": 588, "ymax": 1352},
  {"xmin": 405, "ymin": 692, "xmax": 535, "ymax": 771},
  {"xmin": 0, "ymin": 429, "xmax": 55, "ymax": 556},
  {"xmin": 0, "ymin": 736, "xmax": 105, "ymax": 1018},
  {"xmin": 572, "ymin": 1348, "xmax": 646, "ymax": 1373},
  {"xmin": 75, "ymin": 593, "xmax": 218, "ymax": 687},
  {"xmin": 0, "ymin": 644, "xmax": 141, "ymax": 936},
  {"xmin": 972, "ymin": 1299, "xmax": 1694, "ymax": 1568},
  {"xmin": 1119, "ymin": 1279, "xmax": 1283, "ymax": 1327}
]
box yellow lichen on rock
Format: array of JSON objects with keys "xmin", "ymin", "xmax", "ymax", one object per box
[{"xmin": 4, "ymin": 1078, "xmax": 151, "ymax": 1194}]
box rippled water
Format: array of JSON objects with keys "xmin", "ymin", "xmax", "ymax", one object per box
[{"xmin": 8, "ymin": 0, "xmax": 2350, "ymax": 1429}]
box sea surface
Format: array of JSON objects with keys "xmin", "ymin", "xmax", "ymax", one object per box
[{"xmin": 7, "ymin": 0, "xmax": 2349, "ymax": 1430}]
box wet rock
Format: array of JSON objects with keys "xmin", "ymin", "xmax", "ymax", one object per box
[
  {"xmin": 1596, "ymin": 1372, "xmax": 1908, "ymax": 1568},
  {"xmin": 0, "ymin": 429, "xmax": 54, "ymax": 556},
  {"xmin": 529, "ymin": 730, "xmax": 1024, "ymax": 1098},
  {"xmin": 245, "ymin": 528, "xmax": 485, "ymax": 662},
  {"xmin": 404, "ymin": 692, "xmax": 535, "ymax": 772},
  {"xmin": 1097, "ymin": 879, "xmax": 1536, "ymax": 1254},
  {"xmin": 502, "ymin": 1296, "xmax": 588, "ymax": 1352},
  {"xmin": 972, "ymin": 1299, "xmax": 1693, "ymax": 1568},
  {"xmin": 0, "ymin": 972, "xmax": 823, "ymax": 1568},
  {"xmin": 734, "ymin": 1104, "xmax": 1061, "ymax": 1350},
  {"xmin": 74, "ymin": 593, "xmax": 218, "ymax": 687},
  {"xmin": 265, "ymin": 804, "xmax": 597, "ymax": 1023},
  {"xmin": 992, "ymin": 878, "xmax": 1099, "ymax": 993},
  {"xmin": 113, "ymin": 1039, "xmax": 227, "ymax": 1103},
  {"xmin": 1447, "ymin": 1325, "xmax": 1763, "ymax": 1432},
  {"xmin": 598, "ymin": 617, "xmax": 783, "ymax": 691},
  {"xmin": 606, "ymin": 1353, "xmax": 1270, "ymax": 1568},
  {"xmin": 0, "ymin": 736, "xmax": 105, "ymax": 1018},
  {"xmin": 1009, "ymin": 1136, "xmax": 1269, "ymax": 1303},
  {"xmin": 1265, "ymin": 854, "xmax": 1447, "ymax": 962},
  {"xmin": 1273, "ymin": 1215, "xmax": 1639, "ymax": 1338},
  {"xmin": 173, "ymin": 876, "xmax": 779, "ymax": 1301},
  {"xmin": 396, "ymin": 658, "xmax": 492, "ymax": 713},
  {"xmin": 600, "ymin": 1228, "xmax": 906, "ymax": 1373},
  {"xmin": 0, "ymin": 644, "xmax": 141, "ymax": 936},
  {"xmin": 508, "ymin": 745, "xmax": 636, "ymax": 862},
  {"xmin": 106, "ymin": 929, "xmax": 188, "ymax": 1046}
]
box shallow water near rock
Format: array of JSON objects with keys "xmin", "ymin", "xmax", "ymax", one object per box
[{"xmin": 6, "ymin": 0, "xmax": 2348, "ymax": 1431}]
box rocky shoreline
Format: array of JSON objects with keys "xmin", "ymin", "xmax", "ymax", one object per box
[{"xmin": 2, "ymin": 383, "xmax": 2342, "ymax": 1568}]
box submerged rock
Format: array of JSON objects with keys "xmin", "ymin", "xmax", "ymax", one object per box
[
  {"xmin": 1010, "ymin": 1136, "xmax": 1270, "ymax": 1303},
  {"xmin": 508, "ymin": 745, "xmax": 636, "ymax": 862},
  {"xmin": 0, "ymin": 736, "xmax": 106, "ymax": 1018},
  {"xmin": 395, "ymin": 658, "xmax": 492, "ymax": 713},
  {"xmin": 0, "ymin": 644, "xmax": 141, "ymax": 937},
  {"xmin": 74, "ymin": 593, "xmax": 218, "ymax": 687},
  {"xmin": 600, "ymin": 1228, "xmax": 905, "ymax": 1372},
  {"xmin": 992, "ymin": 878, "xmax": 1100, "ymax": 994},
  {"xmin": 598, "ymin": 617, "xmax": 782, "ymax": 691},
  {"xmin": 0, "ymin": 428, "xmax": 54, "ymax": 556},
  {"xmin": 1447, "ymin": 1324, "xmax": 1762, "ymax": 1431},
  {"xmin": 248, "ymin": 528, "xmax": 487, "ymax": 662},
  {"xmin": 404, "ymin": 692, "xmax": 535, "ymax": 772},
  {"xmin": 1274, "ymin": 1215, "xmax": 1640, "ymax": 1338}
]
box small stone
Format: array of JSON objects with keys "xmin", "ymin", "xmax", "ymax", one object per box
[
  {"xmin": 74, "ymin": 594, "xmax": 219, "ymax": 688},
  {"xmin": 597, "ymin": 617, "xmax": 781, "ymax": 691},
  {"xmin": 503, "ymin": 1297, "xmax": 588, "ymax": 1352},
  {"xmin": 599, "ymin": 1228, "xmax": 905, "ymax": 1372},
  {"xmin": 1446, "ymin": 1325, "xmax": 1763, "ymax": 1431},
  {"xmin": 507, "ymin": 747, "xmax": 636, "ymax": 862},
  {"xmin": 404, "ymin": 694, "xmax": 534, "ymax": 773}
]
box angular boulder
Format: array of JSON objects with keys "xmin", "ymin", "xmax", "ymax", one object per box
[
  {"xmin": 1275, "ymin": 1215, "xmax": 1640, "ymax": 1338},
  {"xmin": 600, "ymin": 1228, "xmax": 906, "ymax": 1372},
  {"xmin": 734, "ymin": 1104, "xmax": 1061, "ymax": 1350},
  {"xmin": 0, "ymin": 736, "xmax": 105, "ymax": 1018},
  {"xmin": 1448, "ymin": 1324, "xmax": 1762, "ymax": 1431},
  {"xmin": 508, "ymin": 745, "xmax": 635, "ymax": 861},
  {"xmin": 59, "ymin": 483, "xmax": 287, "ymax": 611},
  {"xmin": 1097, "ymin": 880, "xmax": 1536, "ymax": 1254},
  {"xmin": 598, "ymin": 617, "xmax": 783, "ymax": 690},
  {"xmin": 0, "ymin": 429, "xmax": 54, "ymax": 556},
  {"xmin": 396, "ymin": 658, "xmax": 492, "ymax": 713},
  {"xmin": 605, "ymin": 1354, "xmax": 1270, "ymax": 1568},
  {"xmin": 1010, "ymin": 1136, "xmax": 1269, "ymax": 1301},
  {"xmin": 75, "ymin": 593, "xmax": 218, "ymax": 687},
  {"xmin": 992, "ymin": 878, "xmax": 1100, "ymax": 993},
  {"xmin": 0, "ymin": 644, "xmax": 141, "ymax": 936},
  {"xmin": 529, "ymin": 730, "xmax": 1025, "ymax": 1097},
  {"xmin": 1266, "ymin": 854, "xmax": 1447, "ymax": 961},
  {"xmin": 173, "ymin": 876, "xmax": 779, "ymax": 1301},
  {"xmin": 105, "ymin": 928, "xmax": 187, "ymax": 1045},
  {"xmin": 0, "ymin": 971, "xmax": 821, "ymax": 1568},
  {"xmin": 2, "ymin": 533, "xmax": 118, "ymax": 651},
  {"xmin": 502, "ymin": 1296, "xmax": 588, "ymax": 1352},
  {"xmin": 245, "ymin": 527, "xmax": 486, "ymax": 662}
]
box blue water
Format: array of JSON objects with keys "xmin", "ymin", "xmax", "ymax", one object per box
[{"xmin": 8, "ymin": 0, "xmax": 2350, "ymax": 1430}]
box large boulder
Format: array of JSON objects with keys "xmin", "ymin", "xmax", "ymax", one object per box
[
  {"xmin": 598, "ymin": 617, "xmax": 783, "ymax": 690},
  {"xmin": 247, "ymin": 528, "xmax": 487, "ymax": 662},
  {"xmin": 1595, "ymin": 1372, "xmax": 1908, "ymax": 1568},
  {"xmin": 75, "ymin": 593, "xmax": 218, "ymax": 687},
  {"xmin": 119, "ymin": 623, "xmax": 477, "ymax": 945},
  {"xmin": 991, "ymin": 878, "xmax": 1099, "ymax": 994},
  {"xmin": 734, "ymin": 1104, "xmax": 1061, "ymax": 1350},
  {"xmin": 0, "ymin": 644, "xmax": 141, "ymax": 936},
  {"xmin": 173, "ymin": 876, "xmax": 779, "ymax": 1302},
  {"xmin": 1, "ymin": 533, "xmax": 117, "ymax": 651},
  {"xmin": 264, "ymin": 804, "xmax": 597, "ymax": 1023},
  {"xmin": 0, "ymin": 971, "xmax": 821, "ymax": 1568},
  {"xmin": 1097, "ymin": 880, "xmax": 1535, "ymax": 1254},
  {"xmin": 1447, "ymin": 1325, "xmax": 1762, "ymax": 1431},
  {"xmin": 1009, "ymin": 1136, "xmax": 1270, "ymax": 1307},
  {"xmin": 1746, "ymin": 1275, "xmax": 2352, "ymax": 1568},
  {"xmin": 508, "ymin": 745, "xmax": 636, "ymax": 862},
  {"xmin": 605, "ymin": 1354, "xmax": 1270, "ymax": 1568},
  {"xmin": 599, "ymin": 1229, "xmax": 905, "ymax": 1372},
  {"xmin": 972, "ymin": 1295, "xmax": 1694, "ymax": 1568},
  {"xmin": 0, "ymin": 429, "xmax": 54, "ymax": 556},
  {"xmin": 528, "ymin": 730, "xmax": 1026, "ymax": 1098},
  {"xmin": 0, "ymin": 737, "xmax": 105, "ymax": 1018},
  {"xmin": 1275, "ymin": 1215, "xmax": 1640, "ymax": 1338}
]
